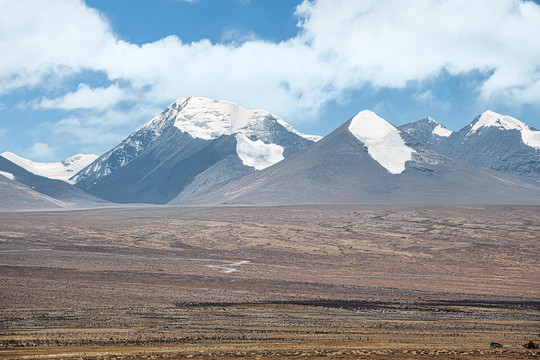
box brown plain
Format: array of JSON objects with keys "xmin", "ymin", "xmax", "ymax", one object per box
[{"xmin": 0, "ymin": 205, "xmax": 539, "ymax": 359}]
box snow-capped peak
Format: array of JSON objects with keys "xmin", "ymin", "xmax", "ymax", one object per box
[
  {"xmin": 469, "ymin": 110, "xmax": 540, "ymax": 149},
  {"xmin": 432, "ymin": 123, "xmax": 452, "ymax": 137},
  {"xmin": 143, "ymin": 96, "xmax": 321, "ymax": 142},
  {"xmin": 420, "ymin": 116, "xmax": 452, "ymax": 137},
  {"xmin": 348, "ymin": 110, "xmax": 416, "ymax": 174},
  {"xmin": 0, "ymin": 151, "xmax": 98, "ymax": 183}
]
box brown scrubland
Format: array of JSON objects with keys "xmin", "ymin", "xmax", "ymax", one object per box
[{"xmin": 0, "ymin": 205, "xmax": 539, "ymax": 359}]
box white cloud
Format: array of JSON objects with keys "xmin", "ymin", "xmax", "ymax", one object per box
[
  {"xmin": 26, "ymin": 142, "xmax": 55, "ymax": 160},
  {"xmin": 0, "ymin": 0, "xmax": 116, "ymax": 93},
  {"xmin": 295, "ymin": 0, "xmax": 540, "ymax": 105},
  {"xmin": 1, "ymin": 0, "xmax": 540, "ymax": 148},
  {"xmin": 52, "ymin": 104, "xmax": 162, "ymax": 149},
  {"xmin": 38, "ymin": 84, "xmax": 129, "ymax": 111}
]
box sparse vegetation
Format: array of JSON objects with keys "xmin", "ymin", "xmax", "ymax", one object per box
[{"xmin": 0, "ymin": 205, "xmax": 539, "ymax": 359}]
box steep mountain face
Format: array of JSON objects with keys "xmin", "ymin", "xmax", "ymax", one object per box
[
  {"xmin": 74, "ymin": 96, "xmax": 319, "ymax": 204},
  {"xmin": 439, "ymin": 110, "xmax": 540, "ymax": 180},
  {"xmin": 0, "ymin": 156, "xmax": 109, "ymax": 209},
  {"xmin": 186, "ymin": 111, "xmax": 540, "ymax": 205},
  {"xmin": 1, "ymin": 151, "xmax": 97, "ymax": 183},
  {"xmin": 398, "ymin": 117, "xmax": 452, "ymax": 147},
  {"xmin": 400, "ymin": 111, "xmax": 540, "ymax": 180}
]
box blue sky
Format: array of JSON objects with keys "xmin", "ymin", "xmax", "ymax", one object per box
[{"xmin": 1, "ymin": 0, "xmax": 540, "ymax": 161}]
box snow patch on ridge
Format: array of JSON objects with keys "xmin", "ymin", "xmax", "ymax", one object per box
[
  {"xmin": 145, "ymin": 96, "xmax": 320, "ymax": 142},
  {"xmin": 235, "ymin": 134, "xmax": 284, "ymax": 170},
  {"xmin": 433, "ymin": 124, "xmax": 452, "ymax": 137},
  {"xmin": 0, "ymin": 171, "xmax": 15, "ymax": 180},
  {"xmin": 348, "ymin": 111, "xmax": 416, "ymax": 174},
  {"xmin": 1, "ymin": 152, "xmax": 98, "ymax": 183},
  {"xmin": 470, "ymin": 110, "xmax": 540, "ymax": 149}
]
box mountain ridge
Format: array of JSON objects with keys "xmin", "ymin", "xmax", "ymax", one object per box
[
  {"xmin": 1, "ymin": 151, "xmax": 97, "ymax": 184},
  {"xmin": 399, "ymin": 110, "xmax": 540, "ymax": 180},
  {"xmin": 72, "ymin": 96, "xmax": 319, "ymax": 204},
  {"xmin": 180, "ymin": 111, "xmax": 540, "ymax": 205},
  {"xmin": 3, "ymin": 100, "xmax": 539, "ymax": 207}
]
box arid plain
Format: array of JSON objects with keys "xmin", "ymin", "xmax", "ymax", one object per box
[{"xmin": 0, "ymin": 205, "xmax": 539, "ymax": 359}]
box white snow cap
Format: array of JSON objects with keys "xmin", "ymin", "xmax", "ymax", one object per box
[
  {"xmin": 0, "ymin": 171, "xmax": 15, "ymax": 180},
  {"xmin": 423, "ymin": 116, "xmax": 452, "ymax": 137},
  {"xmin": 348, "ymin": 110, "xmax": 416, "ymax": 174},
  {"xmin": 235, "ymin": 134, "xmax": 284, "ymax": 170},
  {"xmin": 146, "ymin": 96, "xmax": 321, "ymax": 142},
  {"xmin": 433, "ymin": 124, "xmax": 452, "ymax": 137},
  {"xmin": 0, "ymin": 152, "xmax": 98, "ymax": 183},
  {"xmin": 470, "ymin": 110, "xmax": 540, "ymax": 149}
]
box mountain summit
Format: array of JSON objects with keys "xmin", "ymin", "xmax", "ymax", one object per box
[
  {"xmin": 400, "ymin": 110, "xmax": 540, "ymax": 180},
  {"xmin": 466, "ymin": 110, "xmax": 540, "ymax": 149},
  {"xmin": 348, "ymin": 110, "xmax": 416, "ymax": 174},
  {"xmin": 73, "ymin": 96, "xmax": 319, "ymax": 204},
  {"xmin": 162, "ymin": 96, "xmax": 321, "ymax": 143},
  {"xmin": 399, "ymin": 116, "xmax": 453, "ymax": 147}
]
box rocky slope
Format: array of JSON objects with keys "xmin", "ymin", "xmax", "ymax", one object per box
[
  {"xmin": 74, "ymin": 96, "xmax": 319, "ymax": 204},
  {"xmin": 399, "ymin": 111, "xmax": 540, "ymax": 180},
  {"xmin": 185, "ymin": 111, "xmax": 540, "ymax": 205}
]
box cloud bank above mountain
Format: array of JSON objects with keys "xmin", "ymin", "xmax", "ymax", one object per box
[{"xmin": 1, "ymin": 0, "xmax": 539, "ymax": 154}]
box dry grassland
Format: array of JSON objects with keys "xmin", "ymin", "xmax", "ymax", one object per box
[{"xmin": 0, "ymin": 205, "xmax": 538, "ymax": 359}]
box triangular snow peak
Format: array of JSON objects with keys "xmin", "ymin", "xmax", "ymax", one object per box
[
  {"xmin": 347, "ymin": 110, "xmax": 415, "ymax": 174},
  {"xmin": 468, "ymin": 110, "xmax": 540, "ymax": 150}
]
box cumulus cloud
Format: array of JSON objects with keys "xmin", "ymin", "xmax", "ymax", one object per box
[
  {"xmin": 1, "ymin": 0, "xmax": 540, "ymax": 147},
  {"xmin": 38, "ymin": 84, "xmax": 129, "ymax": 111},
  {"xmin": 52, "ymin": 104, "xmax": 162, "ymax": 148},
  {"xmin": 26, "ymin": 142, "xmax": 56, "ymax": 160},
  {"xmin": 295, "ymin": 0, "xmax": 540, "ymax": 103},
  {"xmin": 0, "ymin": 0, "xmax": 116, "ymax": 93}
]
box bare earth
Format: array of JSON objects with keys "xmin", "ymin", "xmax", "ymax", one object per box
[{"xmin": 0, "ymin": 204, "xmax": 539, "ymax": 359}]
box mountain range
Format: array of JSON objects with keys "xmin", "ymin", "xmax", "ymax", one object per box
[
  {"xmin": 181, "ymin": 111, "xmax": 540, "ymax": 205},
  {"xmin": 399, "ymin": 110, "xmax": 540, "ymax": 181},
  {"xmin": 1, "ymin": 96, "xmax": 539, "ymax": 208}
]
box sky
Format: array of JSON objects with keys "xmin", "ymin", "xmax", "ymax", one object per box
[{"xmin": 1, "ymin": 0, "xmax": 540, "ymax": 161}]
